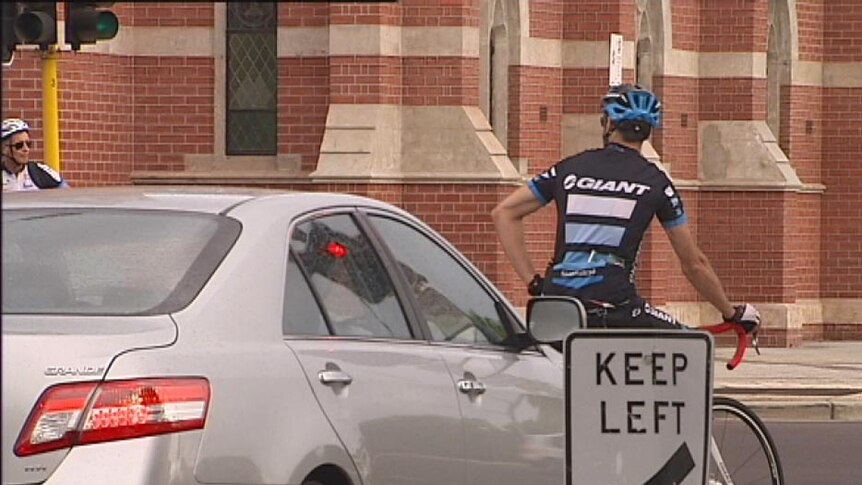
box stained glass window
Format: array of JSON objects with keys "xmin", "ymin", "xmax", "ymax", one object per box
[{"xmin": 226, "ymin": 2, "xmax": 277, "ymax": 155}]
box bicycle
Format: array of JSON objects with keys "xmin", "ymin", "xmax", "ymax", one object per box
[{"xmin": 700, "ymin": 322, "xmax": 784, "ymax": 485}]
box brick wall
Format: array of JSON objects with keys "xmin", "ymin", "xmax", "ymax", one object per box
[
  {"xmin": 401, "ymin": 0, "xmax": 479, "ymax": 27},
  {"xmin": 278, "ymin": 2, "xmax": 329, "ymax": 27},
  {"xmin": 126, "ymin": 2, "xmax": 213, "ymax": 27},
  {"xmin": 562, "ymin": 68, "xmax": 615, "ymax": 116},
  {"xmin": 402, "ymin": 57, "xmax": 479, "ymax": 106},
  {"xmin": 279, "ymin": 58, "xmax": 329, "ymax": 173},
  {"xmin": 819, "ymin": 0, "xmax": 862, "ymax": 306},
  {"xmin": 699, "ymin": 78, "xmax": 767, "ymax": 121},
  {"xmin": 642, "ymin": 189, "xmax": 700, "ymax": 305},
  {"xmin": 821, "ymin": 86, "xmax": 862, "ymax": 299},
  {"xmin": 60, "ymin": 53, "xmax": 135, "ymax": 186},
  {"xmin": 790, "ymin": 193, "xmax": 821, "ymax": 300},
  {"xmin": 700, "ymin": 0, "xmax": 768, "ymax": 52},
  {"xmin": 530, "ymin": 0, "xmax": 563, "ymax": 39},
  {"xmin": 783, "ymin": 85, "xmax": 822, "ymax": 184},
  {"xmin": 1, "ymin": 51, "xmax": 43, "ymax": 159},
  {"xmin": 652, "ymin": 76, "xmax": 699, "ymax": 180},
  {"xmin": 131, "ymin": 57, "xmax": 214, "ymax": 173},
  {"xmin": 698, "ymin": 191, "xmax": 790, "ymax": 303},
  {"xmin": 562, "ymin": 0, "xmax": 636, "ymax": 40},
  {"xmin": 509, "ymin": 66, "xmax": 562, "ymax": 174},
  {"xmin": 824, "ymin": 0, "xmax": 862, "ymax": 62},
  {"xmin": 330, "ymin": 56, "xmax": 401, "ymax": 105},
  {"xmin": 671, "ymin": 0, "xmax": 699, "ymax": 51},
  {"xmin": 797, "ymin": 0, "xmax": 825, "ymax": 61},
  {"xmin": 329, "ymin": 2, "xmax": 401, "ymax": 26}
]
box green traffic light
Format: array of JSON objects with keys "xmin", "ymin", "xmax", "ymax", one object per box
[{"xmin": 96, "ymin": 11, "xmax": 119, "ymax": 40}]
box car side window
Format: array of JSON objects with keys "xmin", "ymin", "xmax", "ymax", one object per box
[
  {"xmin": 283, "ymin": 252, "xmax": 328, "ymax": 336},
  {"xmin": 367, "ymin": 215, "xmax": 508, "ymax": 346},
  {"xmin": 290, "ymin": 214, "xmax": 412, "ymax": 339}
]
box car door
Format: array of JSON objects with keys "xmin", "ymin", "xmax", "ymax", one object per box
[
  {"xmin": 365, "ymin": 212, "xmax": 566, "ymax": 485},
  {"xmin": 282, "ymin": 211, "xmax": 466, "ymax": 485}
]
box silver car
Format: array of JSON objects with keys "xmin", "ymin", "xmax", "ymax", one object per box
[{"xmin": 2, "ymin": 186, "xmax": 567, "ymax": 485}]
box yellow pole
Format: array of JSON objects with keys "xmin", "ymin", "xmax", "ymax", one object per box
[{"xmin": 41, "ymin": 45, "xmax": 61, "ymax": 171}]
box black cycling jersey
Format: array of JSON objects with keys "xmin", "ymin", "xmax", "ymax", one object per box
[{"xmin": 528, "ymin": 143, "xmax": 687, "ymax": 305}]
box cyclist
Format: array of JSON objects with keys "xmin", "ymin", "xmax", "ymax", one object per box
[
  {"xmin": 2, "ymin": 118, "xmax": 68, "ymax": 192},
  {"xmin": 491, "ymin": 83, "xmax": 759, "ymax": 332}
]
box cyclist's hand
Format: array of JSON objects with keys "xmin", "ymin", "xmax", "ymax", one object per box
[
  {"xmin": 527, "ymin": 273, "xmax": 544, "ymax": 296},
  {"xmin": 724, "ymin": 303, "xmax": 761, "ymax": 333}
]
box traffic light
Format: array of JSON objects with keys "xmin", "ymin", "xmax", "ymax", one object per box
[
  {"xmin": 14, "ymin": 2, "xmax": 57, "ymax": 50},
  {"xmin": 65, "ymin": 2, "xmax": 119, "ymax": 51},
  {"xmin": 2, "ymin": 3, "xmax": 18, "ymax": 64}
]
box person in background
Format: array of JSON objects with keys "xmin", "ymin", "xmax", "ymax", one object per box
[{"xmin": 2, "ymin": 118, "xmax": 68, "ymax": 192}]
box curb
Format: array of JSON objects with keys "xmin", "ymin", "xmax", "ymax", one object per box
[{"xmin": 714, "ymin": 394, "xmax": 862, "ymax": 422}]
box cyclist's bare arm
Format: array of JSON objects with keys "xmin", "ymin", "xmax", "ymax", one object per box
[
  {"xmin": 664, "ymin": 223, "xmax": 736, "ymax": 320},
  {"xmin": 492, "ymin": 185, "xmax": 545, "ymax": 285}
]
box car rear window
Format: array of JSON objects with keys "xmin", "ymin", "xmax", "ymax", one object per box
[{"xmin": 2, "ymin": 209, "xmax": 241, "ymax": 315}]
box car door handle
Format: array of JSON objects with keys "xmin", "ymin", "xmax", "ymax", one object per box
[
  {"xmin": 457, "ymin": 379, "xmax": 486, "ymax": 395},
  {"xmin": 318, "ymin": 369, "xmax": 353, "ymax": 385}
]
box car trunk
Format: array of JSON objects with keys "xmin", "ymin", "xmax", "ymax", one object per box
[{"xmin": 1, "ymin": 315, "xmax": 176, "ymax": 485}]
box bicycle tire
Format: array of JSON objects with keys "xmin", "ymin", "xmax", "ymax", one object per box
[{"xmin": 709, "ymin": 396, "xmax": 784, "ymax": 485}]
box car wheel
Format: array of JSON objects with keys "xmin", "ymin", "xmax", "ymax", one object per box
[{"xmin": 302, "ymin": 481, "xmax": 324, "ymax": 485}]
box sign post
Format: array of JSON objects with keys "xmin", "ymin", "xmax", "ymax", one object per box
[
  {"xmin": 609, "ymin": 33, "xmax": 624, "ymax": 86},
  {"xmin": 565, "ymin": 330, "xmax": 713, "ymax": 484}
]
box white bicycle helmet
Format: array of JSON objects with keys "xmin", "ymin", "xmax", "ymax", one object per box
[{"xmin": 2, "ymin": 118, "xmax": 30, "ymax": 141}]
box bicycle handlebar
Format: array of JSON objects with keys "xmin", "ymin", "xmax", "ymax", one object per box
[{"xmin": 698, "ymin": 322, "xmax": 760, "ymax": 370}]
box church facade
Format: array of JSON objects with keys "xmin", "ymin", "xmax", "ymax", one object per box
[{"xmin": 3, "ymin": 1, "xmax": 861, "ymax": 346}]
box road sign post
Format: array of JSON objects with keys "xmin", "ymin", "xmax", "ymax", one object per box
[
  {"xmin": 609, "ymin": 33, "xmax": 623, "ymax": 87},
  {"xmin": 564, "ymin": 330, "xmax": 713, "ymax": 485}
]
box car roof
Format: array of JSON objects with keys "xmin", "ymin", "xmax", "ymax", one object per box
[{"xmin": 0, "ymin": 185, "xmax": 396, "ymax": 215}]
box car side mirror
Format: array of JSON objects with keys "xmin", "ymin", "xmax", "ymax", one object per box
[{"xmin": 526, "ymin": 296, "xmax": 587, "ymax": 343}]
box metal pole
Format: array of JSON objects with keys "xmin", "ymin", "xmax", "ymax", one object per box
[{"xmin": 41, "ymin": 45, "xmax": 60, "ymax": 171}]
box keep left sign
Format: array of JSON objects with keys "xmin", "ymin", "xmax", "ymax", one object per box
[{"xmin": 565, "ymin": 329, "xmax": 714, "ymax": 485}]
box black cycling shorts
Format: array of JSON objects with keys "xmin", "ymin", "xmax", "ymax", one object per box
[{"xmin": 584, "ymin": 296, "xmax": 685, "ymax": 330}]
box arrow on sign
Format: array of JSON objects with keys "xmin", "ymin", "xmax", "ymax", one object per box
[{"xmin": 643, "ymin": 442, "xmax": 695, "ymax": 485}]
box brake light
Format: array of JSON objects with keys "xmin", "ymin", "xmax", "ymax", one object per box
[
  {"xmin": 325, "ymin": 241, "xmax": 348, "ymax": 258},
  {"xmin": 15, "ymin": 378, "xmax": 209, "ymax": 457}
]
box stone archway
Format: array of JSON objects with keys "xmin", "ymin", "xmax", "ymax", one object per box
[
  {"xmin": 767, "ymin": 0, "xmax": 793, "ymax": 151},
  {"xmin": 636, "ymin": 11, "xmax": 653, "ymax": 89},
  {"xmin": 481, "ymin": 0, "xmax": 522, "ymax": 153},
  {"xmin": 635, "ymin": 0, "xmax": 668, "ymax": 165},
  {"xmin": 635, "ymin": 0, "xmax": 668, "ymax": 91},
  {"xmin": 490, "ymin": 21, "xmax": 509, "ymax": 149}
]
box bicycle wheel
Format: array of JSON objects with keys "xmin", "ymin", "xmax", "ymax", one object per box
[{"xmin": 709, "ymin": 396, "xmax": 784, "ymax": 485}]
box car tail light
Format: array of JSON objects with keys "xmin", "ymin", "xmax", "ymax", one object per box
[{"xmin": 14, "ymin": 378, "xmax": 210, "ymax": 457}]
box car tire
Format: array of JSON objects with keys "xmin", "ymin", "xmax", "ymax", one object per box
[{"xmin": 302, "ymin": 481, "xmax": 324, "ymax": 485}]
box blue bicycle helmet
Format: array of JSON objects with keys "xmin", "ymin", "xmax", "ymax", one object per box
[{"xmin": 601, "ymin": 83, "xmax": 662, "ymax": 127}]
